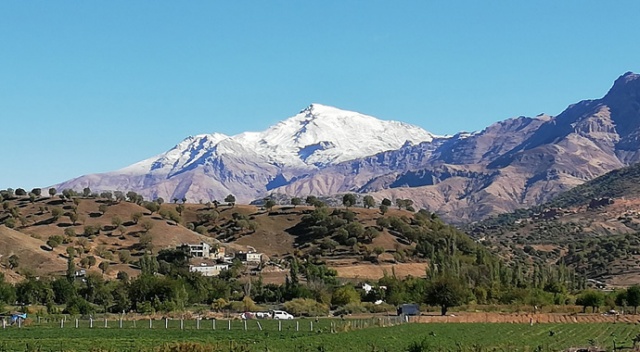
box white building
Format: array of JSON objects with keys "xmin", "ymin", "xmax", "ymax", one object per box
[
  {"xmin": 182, "ymin": 242, "xmax": 224, "ymax": 259},
  {"xmin": 237, "ymin": 251, "xmax": 263, "ymax": 263},
  {"xmin": 189, "ymin": 263, "xmax": 229, "ymax": 277}
]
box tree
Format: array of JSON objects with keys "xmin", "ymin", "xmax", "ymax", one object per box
[
  {"xmin": 83, "ymin": 187, "xmax": 92, "ymax": 197},
  {"xmin": 331, "ymin": 285, "xmax": 360, "ymax": 306},
  {"xmin": 576, "ymin": 290, "xmax": 605, "ymax": 313},
  {"xmin": 86, "ymin": 256, "xmax": 97, "ymax": 268},
  {"xmin": 51, "ymin": 207, "xmax": 64, "ymax": 221},
  {"xmin": 373, "ymin": 246, "xmax": 385, "ymax": 259},
  {"xmin": 155, "ymin": 197, "xmax": 165, "ymax": 205},
  {"xmin": 139, "ymin": 233, "xmax": 153, "ymax": 252},
  {"xmin": 363, "ymin": 195, "xmax": 376, "ymax": 209},
  {"xmin": 425, "ymin": 276, "xmax": 468, "ymax": 316},
  {"xmin": 111, "ymin": 216, "xmax": 123, "ymax": 228},
  {"xmin": 224, "ymin": 194, "xmax": 236, "ymax": 207},
  {"xmin": 47, "ymin": 235, "xmax": 64, "ymax": 248},
  {"xmin": 98, "ymin": 204, "xmax": 108, "ymax": 215},
  {"xmin": 48, "ymin": 188, "xmax": 57, "ymax": 198},
  {"xmin": 141, "ymin": 220, "xmax": 154, "ymax": 233},
  {"xmin": 28, "ymin": 193, "xmax": 36, "ymax": 203},
  {"xmin": 144, "ymin": 202, "xmax": 160, "ymax": 214},
  {"xmin": 265, "ymin": 199, "xmax": 276, "ymax": 211},
  {"xmin": 64, "ymin": 227, "xmax": 76, "ymax": 238},
  {"xmin": 15, "ymin": 188, "xmax": 26, "ymax": 196},
  {"xmin": 8, "ymin": 255, "xmax": 19, "ymax": 269},
  {"xmin": 100, "ymin": 191, "xmax": 113, "ymax": 201},
  {"xmin": 342, "ymin": 194, "xmax": 357, "ymax": 208},
  {"xmin": 627, "ymin": 285, "xmax": 640, "ymax": 314},
  {"xmin": 126, "ymin": 191, "xmax": 138, "ymax": 202},
  {"xmin": 98, "ymin": 261, "xmax": 110, "ymax": 275},
  {"xmin": 131, "ymin": 212, "xmax": 143, "ymax": 224},
  {"xmin": 181, "ymin": 197, "xmax": 187, "ymax": 204},
  {"xmin": 68, "ymin": 212, "xmax": 79, "ymax": 225},
  {"xmin": 291, "ymin": 197, "xmax": 302, "ymax": 208},
  {"xmin": 379, "ymin": 204, "xmax": 389, "ymax": 215},
  {"xmin": 31, "ymin": 188, "xmax": 42, "ymax": 197}
]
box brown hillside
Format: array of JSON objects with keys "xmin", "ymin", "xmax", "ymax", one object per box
[
  {"xmin": 1, "ymin": 196, "xmax": 421, "ymax": 282},
  {"xmin": 0, "ymin": 225, "xmax": 67, "ymax": 278}
]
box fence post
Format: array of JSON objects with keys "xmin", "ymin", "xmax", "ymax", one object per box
[
  {"xmin": 310, "ymin": 321, "xmax": 313, "ymax": 331},
  {"xmin": 104, "ymin": 317, "xmax": 108, "ymax": 328},
  {"xmin": 180, "ymin": 319, "xmax": 184, "ymax": 330},
  {"xmin": 228, "ymin": 320, "xmax": 231, "ymax": 331},
  {"xmin": 120, "ymin": 317, "xmax": 123, "ymax": 329},
  {"xmin": 149, "ymin": 319, "xmax": 152, "ymax": 329},
  {"xmin": 90, "ymin": 317, "xmax": 93, "ymax": 329},
  {"xmin": 244, "ymin": 320, "xmax": 247, "ymax": 331},
  {"xmin": 212, "ymin": 319, "xmax": 216, "ymax": 330},
  {"xmin": 60, "ymin": 319, "xmax": 63, "ymax": 329},
  {"xmin": 75, "ymin": 319, "xmax": 79, "ymax": 329},
  {"xmin": 165, "ymin": 318, "xmax": 168, "ymax": 329},
  {"xmin": 196, "ymin": 318, "xmax": 200, "ymax": 330},
  {"xmin": 296, "ymin": 321, "xmax": 299, "ymax": 332},
  {"xmin": 278, "ymin": 320, "xmax": 281, "ymax": 332},
  {"xmin": 257, "ymin": 321, "xmax": 262, "ymax": 331}
]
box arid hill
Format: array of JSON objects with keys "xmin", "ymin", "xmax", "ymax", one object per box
[{"xmin": 0, "ymin": 194, "xmax": 429, "ymax": 282}]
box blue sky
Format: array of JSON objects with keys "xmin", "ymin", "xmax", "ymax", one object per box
[{"xmin": 1, "ymin": 1, "xmax": 640, "ymax": 189}]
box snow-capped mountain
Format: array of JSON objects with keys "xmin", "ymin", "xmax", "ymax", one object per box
[{"xmin": 53, "ymin": 104, "xmax": 440, "ymax": 202}]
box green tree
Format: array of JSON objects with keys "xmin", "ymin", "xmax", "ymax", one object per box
[
  {"xmin": 51, "ymin": 207, "xmax": 64, "ymax": 221},
  {"xmin": 144, "ymin": 201, "xmax": 160, "ymax": 214},
  {"xmin": 576, "ymin": 290, "xmax": 605, "ymax": 313},
  {"xmin": 224, "ymin": 194, "xmax": 236, "ymax": 207},
  {"xmin": 379, "ymin": 204, "xmax": 389, "ymax": 215},
  {"xmin": 291, "ymin": 197, "xmax": 302, "ymax": 207},
  {"xmin": 48, "ymin": 188, "xmax": 57, "ymax": 198},
  {"xmin": 68, "ymin": 212, "xmax": 79, "ymax": 225},
  {"xmin": 98, "ymin": 204, "xmax": 108, "ymax": 215},
  {"xmin": 8, "ymin": 255, "xmax": 19, "ymax": 269},
  {"xmin": 627, "ymin": 285, "xmax": 640, "ymax": 314},
  {"xmin": 141, "ymin": 220, "xmax": 154, "ymax": 233},
  {"xmin": 265, "ymin": 199, "xmax": 276, "ymax": 211},
  {"xmin": 131, "ymin": 212, "xmax": 143, "ymax": 224},
  {"xmin": 98, "ymin": 261, "xmax": 110, "ymax": 275},
  {"xmin": 83, "ymin": 187, "xmax": 91, "ymax": 197},
  {"xmin": 425, "ymin": 276, "xmax": 469, "ymax": 316},
  {"xmin": 342, "ymin": 193, "xmax": 357, "ymax": 208},
  {"xmin": 331, "ymin": 285, "xmax": 360, "ymax": 306},
  {"xmin": 47, "ymin": 235, "xmax": 64, "ymax": 248},
  {"xmin": 363, "ymin": 195, "xmax": 376, "ymax": 209},
  {"xmin": 381, "ymin": 198, "xmax": 392, "ymax": 206}
]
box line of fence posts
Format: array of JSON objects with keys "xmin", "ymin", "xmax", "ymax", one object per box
[{"xmin": 5, "ymin": 314, "xmax": 407, "ymax": 332}]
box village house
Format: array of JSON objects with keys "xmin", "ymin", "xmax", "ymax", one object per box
[{"xmin": 189, "ymin": 263, "xmax": 230, "ymax": 277}]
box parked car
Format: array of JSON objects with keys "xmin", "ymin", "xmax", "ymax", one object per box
[
  {"xmin": 271, "ymin": 310, "xmax": 294, "ymax": 320},
  {"xmin": 397, "ymin": 303, "xmax": 420, "ymax": 316}
]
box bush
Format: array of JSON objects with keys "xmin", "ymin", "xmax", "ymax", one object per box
[{"xmin": 283, "ymin": 298, "xmax": 329, "ymax": 317}]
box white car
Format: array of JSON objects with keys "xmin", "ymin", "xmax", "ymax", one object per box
[{"xmin": 272, "ymin": 310, "xmax": 294, "ymax": 320}]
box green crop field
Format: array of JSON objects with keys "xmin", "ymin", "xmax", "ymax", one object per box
[{"xmin": 0, "ymin": 321, "xmax": 639, "ymax": 351}]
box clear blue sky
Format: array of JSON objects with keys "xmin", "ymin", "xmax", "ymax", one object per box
[{"xmin": 1, "ymin": 1, "xmax": 640, "ymax": 190}]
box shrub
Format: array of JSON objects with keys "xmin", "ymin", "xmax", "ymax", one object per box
[{"xmin": 283, "ymin": 298, "xmax": 329, "ymax": 317}]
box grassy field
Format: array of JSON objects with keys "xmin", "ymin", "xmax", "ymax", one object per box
[{"xmin": 1, "ymin": 320, "xmax": 639, "ymax": 351}]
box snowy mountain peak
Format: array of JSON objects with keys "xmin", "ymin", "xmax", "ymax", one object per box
[{"xmin": 117, "ymin": 104, "xmax": 440, "ymax": 177}]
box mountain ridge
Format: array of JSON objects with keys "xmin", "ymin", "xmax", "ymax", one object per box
[{"xmin": 53, "ymin": 72, "xmax": 640, "ymax": 223}]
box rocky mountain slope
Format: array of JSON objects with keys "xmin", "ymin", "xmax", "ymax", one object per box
[
  {"xmin": 274, "ymin": 72, "xmax": 640, "ymax": 222},
  {"xmin": 54, "ymin": 72, "xmax": 640, "ymax": 223},
  {"xmin": 467, "ymin": 161, "xmax": 640, "ymax": 286}
]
